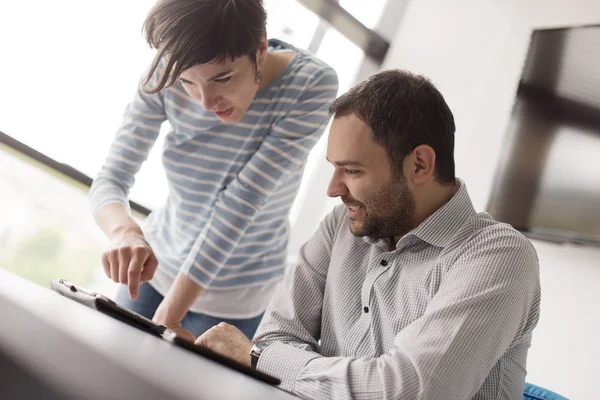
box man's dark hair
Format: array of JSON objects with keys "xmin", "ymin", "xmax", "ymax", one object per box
[
  {"xmin": 329, "ymin": 70, "xmax": 456, "ymax": 184},
  {"xmin": 142, "ymin": 0, "xmax": 267, "ymax": 93}
]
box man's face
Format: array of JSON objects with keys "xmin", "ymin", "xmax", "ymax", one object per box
[
  {"xmin": 326, "ymin": 114, "xmax": 415, "ymax": 239},
  {"xmin": 178, "ymin": 54, "xmax": 260, "ymax": 124}
]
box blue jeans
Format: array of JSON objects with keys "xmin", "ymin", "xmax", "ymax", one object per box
[{"xmin": 115, "ymin": 283, "xmax": 264, "ymax": 339}]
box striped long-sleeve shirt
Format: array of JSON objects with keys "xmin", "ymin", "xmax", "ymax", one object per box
[
  {"xmin": 254, "ymin": 180, "xmax": 541, "ymax": 399},
  {"xmin": 89, "ymin": 39, "xmax": 338, "ymax": 318}
]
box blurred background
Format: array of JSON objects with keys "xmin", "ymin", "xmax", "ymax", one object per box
[
  {"xmin": 0, "ymin": 0, "xmax": 399, "ymax": 293},
  {"xmin": 0, "ymin": 1, "xmax": 599, "ymax": 398}
]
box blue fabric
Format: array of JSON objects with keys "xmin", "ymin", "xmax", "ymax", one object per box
[
  {"xmin": 115, "ymin": 283, "xmax": 263, "ymax": 339},
  {"xmin": 523, "ymin": 383, "xmax": 569, "ymax": 400}
]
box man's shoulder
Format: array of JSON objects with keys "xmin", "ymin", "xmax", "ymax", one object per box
[
  {"xmin": 450, "ymin": 212, "xmax": 539, "ymax": 276},
  {"xmin": 468, "ymin": 213, "xmax": 534, "ymax": 249}
]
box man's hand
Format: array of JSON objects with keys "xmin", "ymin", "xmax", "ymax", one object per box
[{"xmin": 195, "ymin": 323, "xmax": 253, "ymax": 367}]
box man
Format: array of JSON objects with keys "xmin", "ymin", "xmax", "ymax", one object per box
[{"xmin": 195, "ymin": 70, "xmax": 541, "ymax": 399}]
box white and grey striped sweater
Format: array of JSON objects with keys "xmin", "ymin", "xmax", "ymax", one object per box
[{"xmin": 89, "ymin": 39, "xmax": 338, "ymax": 317}]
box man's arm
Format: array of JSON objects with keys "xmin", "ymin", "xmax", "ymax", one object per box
[
  {"xmin": 195, "ymin": 205, "xmax": 341, "ymax": 363},
  {"xmin": 257, "ymin": 227, "xmax": 540, "ymax": 399},
  {"xmin": 253, "ymin": 206, "xmax": 342, "ymax": 349}
]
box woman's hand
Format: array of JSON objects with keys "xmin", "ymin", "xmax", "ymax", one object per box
[
  {"xmin": 101, "ymin": 227, "xmax": 158, "ymax": 300},
  {"xmin": 153, "ymin": 303, "xmax": 196, "ymax": 343},
  {"xmin": 151, "ymin": 273, "xmax": 205, "ymax": 343}
]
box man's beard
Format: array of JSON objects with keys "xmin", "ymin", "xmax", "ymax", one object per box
[{"xmin": 344, "ymin": 174, "xmax": 415, "ymax": 239}]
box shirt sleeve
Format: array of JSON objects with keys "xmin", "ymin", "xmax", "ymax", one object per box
[
  {"xmin": 252, "ymin": 207, "xmax": 342, "ymax": 383},
  {"xmin": 180, "ymin": 67, "xmax": 339, "ymax": 288},
  {"xmin": 256, "ymin": 227, "xmax": 540, "ymax": 400},
  {"xmin": 88, "ymin": 65, "xmax": 166, "ymax": 214}
]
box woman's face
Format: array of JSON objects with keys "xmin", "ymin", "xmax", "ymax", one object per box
[{"xmin": 178, "ymin": 42, "xmax": 267, "ymax": 124}]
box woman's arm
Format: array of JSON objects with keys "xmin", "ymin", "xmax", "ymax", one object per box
[
  {"xmin": 90, "ymin": 63, "xmax": 166, "ymax": 299},
  {"xmin": 95, "ymin": 203, "xmax": 158, "ymax": 300}
]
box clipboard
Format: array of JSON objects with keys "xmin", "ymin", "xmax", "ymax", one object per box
[{"xmin": 50, "ymin": 278, "xmax": 281, "ymax": 385}]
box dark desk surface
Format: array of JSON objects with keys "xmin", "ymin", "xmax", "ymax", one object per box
[{"xmin": 0, "ymin": 269, "xmax": 297, "ymax": 400}]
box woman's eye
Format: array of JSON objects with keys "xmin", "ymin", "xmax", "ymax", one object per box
[
  {"xmin": 345, "ymin": 170, "xmax": 359, "ymax": 175},
  {"xmin": 215, "ymin": 76, "xmax": 231, "ymax": 83}
]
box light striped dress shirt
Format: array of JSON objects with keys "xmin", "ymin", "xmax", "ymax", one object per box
[
  {"xmin": 89, "ymin": 39, "xmax": 338, "ymax": 317},
  {"xmin": 254, "ymin": 180, "xmax": 541, "ymax": 399}
]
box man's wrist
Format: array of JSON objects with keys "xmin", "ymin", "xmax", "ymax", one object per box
[{"xmin": 249, "ymin": 339, "xmax": 278, "ymax": 369}]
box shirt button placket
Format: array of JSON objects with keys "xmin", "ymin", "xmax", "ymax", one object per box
[{"xmin": 361, "ymin": 256, "xmax": 390, "ymax": 318}]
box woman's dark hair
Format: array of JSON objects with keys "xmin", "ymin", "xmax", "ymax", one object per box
[
  {"xmin": 142, "ymin": 0, "xmax": 267, "ymax": 93},
  {"xmin": 329, "ymin": 69, "xmax": 456, "ymax": 184}
]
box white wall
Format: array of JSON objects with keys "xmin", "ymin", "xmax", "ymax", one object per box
[
  {"xmin": 526, "ymin": 240, "xmax": 600, "ymax": 399},
  {"xmin": 382, "ymin": 0, "xmax": 600, "ymax": 212},
  {"xmin": 381, "ymin": 1, "xmax": 600, "ymax": 398}
]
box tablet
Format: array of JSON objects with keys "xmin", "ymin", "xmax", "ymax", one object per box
[
  {"xmin": 50, "ymin": 278, "xmax": 281, "ymax": 385},
  {"xmin": 50, "ymin": 278, "xmax": 167, "ymax": 336}
]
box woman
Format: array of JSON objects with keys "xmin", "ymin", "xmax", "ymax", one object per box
[{"xmin": 89, "ymin": 0, "xmax": 338, "ymax": 341}]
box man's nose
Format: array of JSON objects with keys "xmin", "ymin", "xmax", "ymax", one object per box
[{"xmin": 327, "ymin": 171, "xmax": 348, "ymax": 198}]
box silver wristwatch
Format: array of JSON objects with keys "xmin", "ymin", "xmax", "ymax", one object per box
[{"xmin": 249, "ymin": 340, "xmax": 276, "ymax": 369}]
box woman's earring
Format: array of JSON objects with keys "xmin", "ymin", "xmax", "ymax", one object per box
[{"xmin": 255, "ymin": 70, "xmax": 263, "ymax": 84}]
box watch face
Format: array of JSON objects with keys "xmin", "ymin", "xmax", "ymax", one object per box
[
  {"xmin": 250, "ymin": 340, "xmax": 278, "ymax": 370},
  {"xmin": 250, "ymin": 350, "xmax": 260, "ymax": 369},
  {"xmin": 250, "ymin": 344, "xmax": 261, "ymax": 356},
  {"xmin": 252, "ymin": 339, "xmax": 277, "ymax": 355}
]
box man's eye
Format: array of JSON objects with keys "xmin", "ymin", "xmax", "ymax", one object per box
[
  {"xmin": 345, "ymin": 170, "xmax": 359, "ymax": 175},
  {"xmin": 215, "ymin": 76, "xmax": 231, "ymax": 83}
]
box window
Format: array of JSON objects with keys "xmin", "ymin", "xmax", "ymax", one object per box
[
  {"xmin": 288, "ymin": 29, "xmax": 363, "ymax": 227},
  {"xmin": 264, "ymin": 0, "xmax": 321, "ymax": 49},
  {"xmin": 0, "ymin": 145, "xmax": 120, "ymax": 296},
  {"xmin": 0, "ymin": 0, "xmax": 394, "ymax": 284},
  {"xmin": 316, "ymin": 28, "xmax": 365, "ymax": 94},
  {"xmin": 0, "ymin": 0, "xmax": 159, "ymax": 207},
  {"xmin": 339, "ymin": 0, "xmax": 390, "ymax": 29}
]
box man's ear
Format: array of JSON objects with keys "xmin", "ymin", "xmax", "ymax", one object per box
[{"xmin": 408, "ymin": 145, "xmax": 436, "ymax": 183}]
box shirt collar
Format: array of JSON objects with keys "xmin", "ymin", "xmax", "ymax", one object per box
[
  {"xmin": 409, "ymin": 179, "xmax": 476, "ymax": 248},
  {"xmin": 362, "ymin": 179, "xmax": 477, "ymax": 249}
]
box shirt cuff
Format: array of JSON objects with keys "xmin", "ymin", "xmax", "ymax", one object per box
[{"xmin": 257, "ymin": 342, "xmax": 321, "ymax": 393}]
